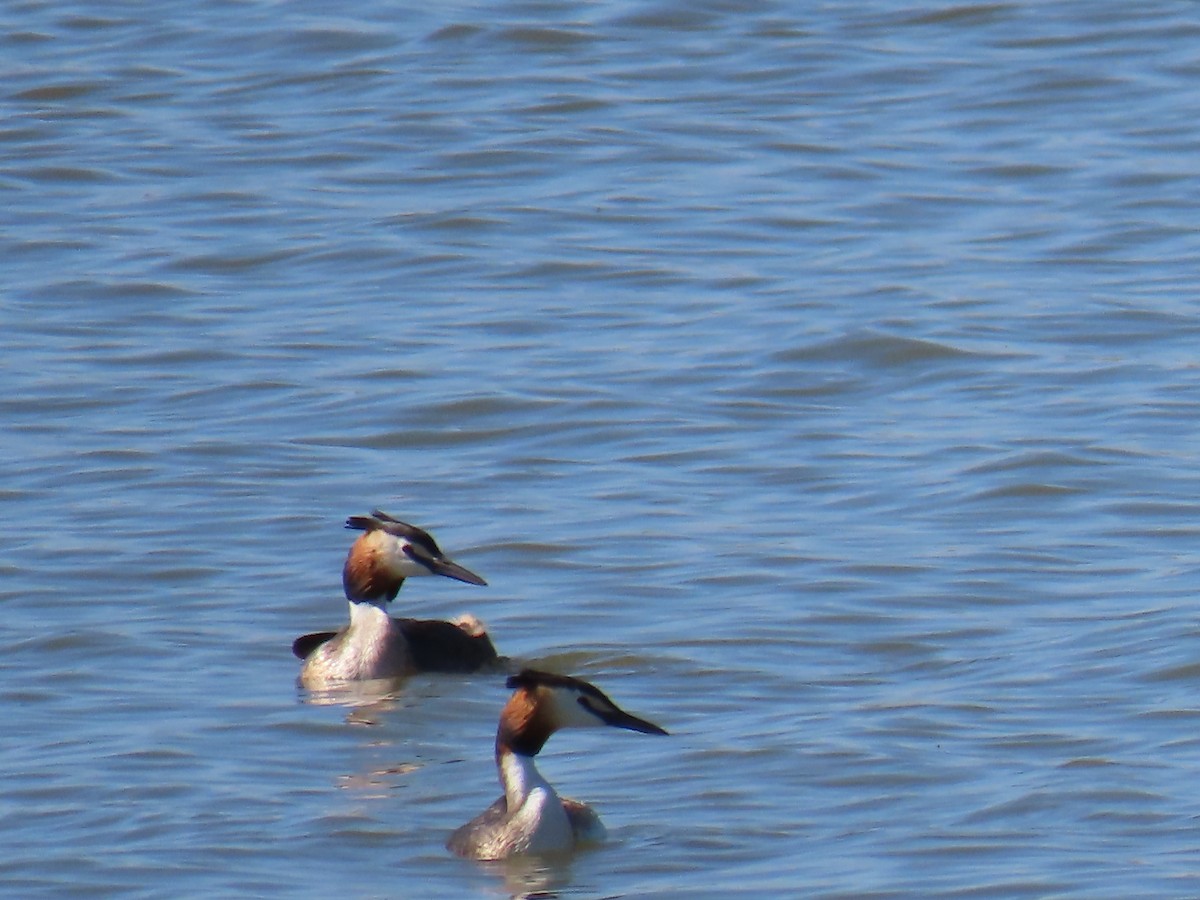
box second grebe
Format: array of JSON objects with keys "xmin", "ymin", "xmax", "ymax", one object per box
[
  {"xmin": 447, "ymin": 669, "xmax": 667, "ymax": 860},
  {"xmin": 295, "ymin": 511, "xmax": 499, "ymax": 688}
]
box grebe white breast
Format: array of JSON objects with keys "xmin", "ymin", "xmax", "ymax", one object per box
[
  {"xmin": 447, "ymin": 669, "xmax": 668, "ymax": 860},
  {"xmin": 294, "ymin": 511, "xmax": 498, "ymax": 688}
]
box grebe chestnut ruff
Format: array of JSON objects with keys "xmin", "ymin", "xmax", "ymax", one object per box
[
  {"xmin": 447, "ymin": 670, "xmax": 668, "ymax": 860},
  {"xmin": 294, "ymin": 512, "xmax": 498, "ymax": 688}
]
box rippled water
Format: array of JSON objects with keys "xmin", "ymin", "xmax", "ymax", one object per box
[{"xmin": 4, "ymin": 1, "xmax": 1200, "ymax": 897}]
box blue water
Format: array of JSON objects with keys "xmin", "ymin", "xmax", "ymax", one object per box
[{"xmin": 3, "ymin": 1, "xmax": 1200, "ymax": 897}]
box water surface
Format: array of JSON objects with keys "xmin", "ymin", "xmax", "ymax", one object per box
[{"xmin": 3, "ymin": 1, "xmax": 1200, "ymax": 897}]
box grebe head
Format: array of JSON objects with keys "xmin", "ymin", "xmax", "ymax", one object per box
[
  {"xmin": 499, "ymin": 669, "xmax": 668, "ymax": 757},
  {"xmin": 341, "ymin": 510, "xmax": 487, "ymax": 604}
]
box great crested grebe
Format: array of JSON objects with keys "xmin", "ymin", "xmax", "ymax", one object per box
[
  {"xmin": 447, "ymin": 669, "xmax": 668, "ymax": 860},
  {"xmin": 294, "ymin": 511, "xmax": 499, "ymax": 688}
]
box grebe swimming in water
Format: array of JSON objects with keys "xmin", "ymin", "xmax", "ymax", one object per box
[
  {"xmin": 447, "ymin": 669, "xmax": 667, "ymax": 860},
  {"xmin": 294, "ymin": 511, "xmax": 499, "ymax": 688}
]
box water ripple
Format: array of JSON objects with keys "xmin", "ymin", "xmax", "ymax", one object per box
[{"xmin": 3, "ymin": 1, "xmax": 1200, "ymax": 897}]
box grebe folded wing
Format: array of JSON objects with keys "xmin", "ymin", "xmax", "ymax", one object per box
[
  {"xmin": 292, "ymin": 630, "xmax": 339, "ymax": 660},
  {"xmin": 396, "ymin": 617, "xmax": 500, "ymax": 672}
]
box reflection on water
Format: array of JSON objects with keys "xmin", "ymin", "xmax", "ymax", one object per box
[
  {"xmin": 299, "ymin": 678, "xmax": 411, "ymax": 716},
  {"xmin": 478, "ymin": 853, "xmax": 578, "ymax": 900},
  {"xmin": 336, "ymin": 762, "xmax": 425, "ymax": 806}
]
